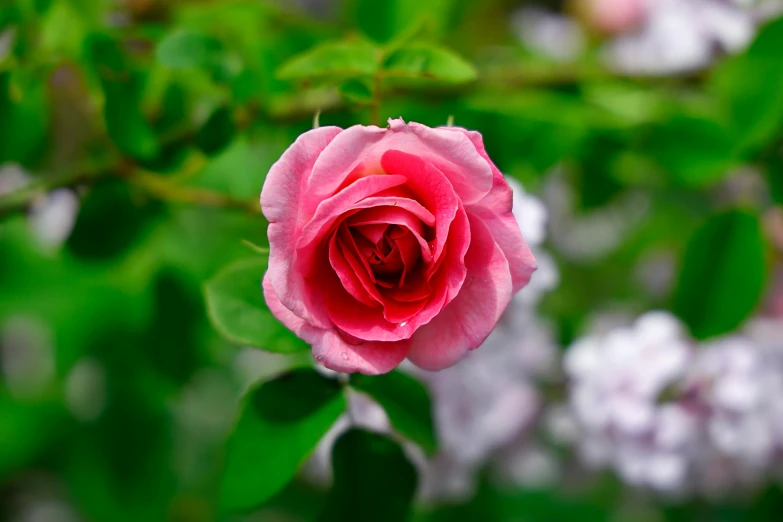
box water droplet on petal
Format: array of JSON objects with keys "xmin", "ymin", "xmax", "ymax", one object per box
[
  {"xmin": 340, "ymin": 352, "xmax": 348, "ymax": 360},
  {"xmin": 315, "ymin": 355, "xmax": 325, "ymax": 362},
  {"xmin": 398, "ymin": 320, "xmax": 409, "ymax": 327}
]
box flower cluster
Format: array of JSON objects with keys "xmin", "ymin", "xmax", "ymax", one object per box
[{"xmin": 561, "ymin": 311, "xmax": 783, "ymax": 495}]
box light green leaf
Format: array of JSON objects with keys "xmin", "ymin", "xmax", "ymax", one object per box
[
  {"xmin": 277, "ymin": 40, "xmax": 379, "ymax": 82},
  {"xmin": 674, "ymin": 210, "xmax": 767, "ymax": 339},
  {"xmin": 155, "ymin": 28, "xmax": 223, "ymax": 71},
  {"xmin": 220, "ymin": 369, "xmax": 345, "ymax": 512},
  {"xmin": 318, "ymin": 429, "xmax": 417, "ymax": 522},
  {"xmin": 382, "ymin": 43, "xmax": 477, "ymax": 84},
  {"xmin": 204, "ymin": 257, "xmax": 309, "ymax": 353},
  {"xmin": 351, "ymin": 370, "xmax": 437, "ymax": 456}
]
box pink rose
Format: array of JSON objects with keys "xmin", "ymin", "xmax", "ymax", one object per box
[{"xmin": 261, "ymin": 118, "xmax": 536, "ymax": 374}]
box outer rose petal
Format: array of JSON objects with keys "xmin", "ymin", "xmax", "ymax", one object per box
[
  {"xmin": 263, "ymin": 275, "xmax": 410, "ymax": 375},
  {"xmin": 261, "ymin": 126, "xmax": 343, "ymax": 323},
  {"xmin": 442, "ymin": 126, "xmax": 536, "ymax": 292},
  {"xmin": 407, "ymin": 214, "xmax": 513, "ymax": 371},
  {"xmin": 304, "ymin": 119, "xmax": 493, "ymax": 210}
]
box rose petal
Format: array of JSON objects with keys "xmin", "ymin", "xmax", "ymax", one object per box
[
  {"xmin": 263, "ymin": 274, "xmax": 410, "ymax": 375},
  {"xmin": 328, "ymin": 232, "xmax": 379, "ymax": 308},
  {"xmin": 407, "ymin": 214, "xmax": 513, "ymax": 371},
  {"xmin": 444, "ymin": 126, "xmax": 537, "ymax": 292},
  {"xmin": 305, "ymin": 120, "xmax": 493, "ymax": 212},
  {"xmin": 379, "ymin": 150, "xmax": 460, "ymax": 272},
  {"xmin": 298, "ymin": 174, "xmax": 408, "ymax": 250},
  {"xmin": 389, "ymin": 118, "xmax": 494, "ymax": 204},
  {"xmin": 262, "ymin": 126, "xmax": 343, "ymax": 323},
  {"xmin": 347, "ymin": 206, "xmax": 432, "ymax": 263}
]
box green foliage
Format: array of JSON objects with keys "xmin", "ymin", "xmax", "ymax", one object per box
[
  {"xmin": 277, "ymin": 39, "xmax": 379, "ymax": 82},
  {"xmin": 674, "ymin": 210, "xmax": 767, "ymax": 339},
  {"xmin": 67, "ymin": 178, "xmax": 163, "ymax": 261},
  {"xmin": 384, "ymin": 43, "xmax": 477, "ymax": 83},
  {"xmin": 0, "ymin": 71, "xmax": 48, "ymax": 165},
  {"xmin": 711, "ymin": 16, "xmax": 783, "ymax": 155},
  {"xmin": 204, "ymin": 257, "xmax": 309, "ymax": 353},
  {"xmin": 352, "ymin": 370, "xmax": 438, "ymax": 456},
  {"xmin": 349, "ymin": 0, "xmax": 458, "ymax": 43},
  {"xmin": 155, "ymin": 29, "xmax": 224, "ymax": 71},
  {"xmin": 220, "ymin": 369, "xmax": 345, "ymax": 513},
  {"xmin": 646, "ymin": 115, "xmax": 738, "ymax": 187},
  {"xmin": 319, "ymin": 428, "xmax": 418, "ymax": 522},
  {"xmin": 85, "ymin": 33, "xmax": 160, "ymax": 160}
]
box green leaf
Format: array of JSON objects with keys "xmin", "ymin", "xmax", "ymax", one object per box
[
  {"xmin": 204, "ymin": 257, "xmax": 309, "ymax": 353},
  {"xmin": 85, "ymin": 33, "xmax": 160, "ymax": 160},
  {"xmin": 155, "ymin": 28, "xmax": 223, "ymax": 71},
  {"xmin": 66, "ymin": 178, "xmax": 163, "ymax": 261},
  {"xmin": 195, "ymin": 106, "xmax": 236, "ymax": 156},
  {"xmin": 318, "ymin": 429, "xmax": 417, "ymax": 522},
  {"xmin": 711, "ymin": 16, "xmax": 783, "ymax": 155},
  {"xmin": 646, "ymin": 115, "xmax": 737, "ymax": 187},
  {"xmin": 383, "ymin": 43, "xmax": 477, "ymax": 84},
  {"xmin": 277, "ymin": 40, "xmax": 379, "ymax": 82},
  {"xmin": 220, "ymin": 369, "xmax": 345, "ymax": 512},
  {"xmin": 768, "ymin": 157, "xmax": 783, "ymax": 206},
  {"xmin": 0, "ymin": 395, "xmax": 65, "ymax": 481},
  {"xmin": 349, "ymin": 0, "xmax": 457, "ymax": 43},
  {"xmin": 338, "ymin": 78, "xmax": 373, "ymax": 103},
  {"xmin": 351, "ymin": 370, "xmax": 437, "ymax": 456},
  {"xmin": 0, "ymin": 71, "xmax": 49, "ymax": 165},
  {"xmin": 674, "ymin": 210, "xmax": 767, "ymax": 339}
]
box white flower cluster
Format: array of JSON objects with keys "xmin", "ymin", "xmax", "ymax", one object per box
[
  {"xmin": 561, "ymin": 311, "xmax": 783, "ymax": 496},
  {"xmin": 605, "ymin": 0, "xmax": 783, "ymax": 75}
]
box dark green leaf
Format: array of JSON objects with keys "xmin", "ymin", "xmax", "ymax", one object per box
[
  {"xmin": 646, "ymin": 115, "xmax": 737, "ymax": 186},
  {"xmin": 711, "ymin": 16, "xmax": 783, "ymax": 154},
  {"xmin": 203, "ymin": 257, "xmax": 309, "ymax": 353},
  {"xmin": 351, "ymin": 370, "xmax": 437, "ymax": 456},
  {"xmin": 319, "ymin": 429, "xmax": 417, "ymax": 522},
  {"xmin": 196, "ymin": 106, "xmax": 236, "ymax": 156},
  {"xmin": 338, "ymin": 78, "xmax": 373, "ymax": 103},
  {"xmin": 66, "ymin": 178, "xmax": 163, "ymax": 261},
  {"xmin": 85, "ymin": 34, "xmax": 159, "ymax": 160},
  {"xmin": 0, "ymin": 71, "xmax": 49, "ymax": 165},
  {"xmin": 277, "ymin": 40, "xmax": 379, "ymax": 82},
  {"xmin": 155, "ymin": 28, "xmax": 223, "ymax": 71},
  {"xmin": 252, "ymin": 369, "xmax": 342, "ymax": 423},
  {"xmin": 349, "ymin": 0, "xmax": 457, "ymax": 43},
  {"xmin": 769, "ymin": 157, "xmax": 783, "ymax": 205},
  {"xmin": 0, "ymin": 395, "xmax": 65, "ymax": 481},
  {"xmin": 383, "ymin": 43, "xmax": 477, "ymax": 84},
  {"xmin": 220, "ymin": 369, "xmax": 345, "ymax": 512},
  {"xmin": 674, "ymin": 210, "xmax": 767, "ymax": 339}
]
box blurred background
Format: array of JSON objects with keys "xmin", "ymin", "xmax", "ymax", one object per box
[{"xmin": 2, "ymin": 0, "xmax": 783, "ymax": 520}]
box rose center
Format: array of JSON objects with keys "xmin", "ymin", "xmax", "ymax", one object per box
[{"xmin": 349, "ymin": 224, "xmax": 422, "ymax": 287}]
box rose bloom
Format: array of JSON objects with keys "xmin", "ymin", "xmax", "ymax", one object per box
[{"xmin": 261, "ymin": 119, "xmax": 536, "ymax": 374}]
